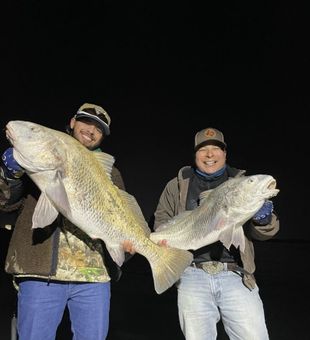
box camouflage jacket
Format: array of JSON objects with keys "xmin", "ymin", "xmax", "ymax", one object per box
[
  {"xmin": 153, "ymin": 165, "xmax": 280, "ymax": 289},
  {"xmin": 1, "ymin": 163, "xmax": 125, "ymax": 283}
]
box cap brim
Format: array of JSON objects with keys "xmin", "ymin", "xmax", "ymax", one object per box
[
  {"xmin": 195, "ymin": 140, "xmax": 226, "ymax": 151},
  {"xmin": 75, "ymin": 112, "xmax": 110, "ymax": 136}
]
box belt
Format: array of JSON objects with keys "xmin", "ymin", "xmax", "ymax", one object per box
[{"xmin": 191, "ymin": 261, "xmax": 250, "ymax": 275}]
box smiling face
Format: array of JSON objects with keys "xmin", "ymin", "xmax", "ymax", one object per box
[
  {"xmin": 70, "ymin": 117, "xmax": 104, "ymax": 150},
  {"xmin": 195, "ymin": 144, "xmax": 227, "ymax": 174}
]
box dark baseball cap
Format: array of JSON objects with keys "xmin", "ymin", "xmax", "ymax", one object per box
[{"xmin": 194, "ymin": 127, "xmax": 227, "ymax": 151}]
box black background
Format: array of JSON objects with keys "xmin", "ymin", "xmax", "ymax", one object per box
[{"xmin": 0, "ymin": 1, "xmax": 309, "ymax": 339}]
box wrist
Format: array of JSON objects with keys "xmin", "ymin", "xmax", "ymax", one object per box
[
  {"xmin": 253, "ymin": 214, "xmax": 272, "ymax": 225},
  {"xmin": 1, "ymin": 148, "xmax": 24, "ymax": 179},
  {"xmin": 1, "ymin": 164, "xmax": 19, "ymax": 181}
]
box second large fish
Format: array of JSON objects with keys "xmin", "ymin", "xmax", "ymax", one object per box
[{"xmin": 150, "ymin": 175, "xmax": 279, "ymax": 252}]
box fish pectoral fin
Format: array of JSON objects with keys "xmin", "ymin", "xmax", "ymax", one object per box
[
  {"xmin": 32, "ymin": 192, "xmax": 59, "ymax": 229},
  {"xmin": 45, "ymin": 175, "xmax": 71, "ymax": 217},
  {"xmin": 107, "ymin": 245, "xmax": 126, "ymax": 267}
]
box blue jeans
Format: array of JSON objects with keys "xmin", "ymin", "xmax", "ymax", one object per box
[
  {"xmin": 176, "ymin": 266, "xmax": 269, "ymax": 340},
  {"xmin": 17, "ymin": 280, "xmax": 111, "ymax": 340}
]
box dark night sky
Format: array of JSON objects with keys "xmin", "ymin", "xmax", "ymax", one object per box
[{"xmin": 0, "ymin": 1, "xmax": 308, "ymax": 241}]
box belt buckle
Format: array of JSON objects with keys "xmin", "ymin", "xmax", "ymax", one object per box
[{"xmin": 202, "ymin": 261, "xmax": 224, "ymax": 275}]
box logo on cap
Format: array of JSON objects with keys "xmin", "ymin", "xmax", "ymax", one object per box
[{"xmin": 204, "ymin": 129, "xmax": 216, "ymax": 138}]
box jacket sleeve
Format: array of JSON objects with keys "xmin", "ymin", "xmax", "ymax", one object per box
[
  {"xmin": 244, "ymin": 213, "xmax": 280, "ymax": 241},
  {"xmin": 111, "ymin": 166, "xmax": 126, "ymax": 191},
  {"xmin": 0, "ymin": 167, "xmax": 25, "ymax": 228},
  {"xmin": 153, "ymin": 178, "xmax": 178, "ymax": 231}
]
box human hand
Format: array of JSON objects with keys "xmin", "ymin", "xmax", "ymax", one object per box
[
  {"xmin": 2, "ymin": 148, "xmax": 24, "ymax": 179},
  {"xmin": 253, "ymin": 200, "xmax": 273, "ymax": 225},
  {"xmin": 122, "ymin": 240, "xmax": 136, "ymax": 254}
]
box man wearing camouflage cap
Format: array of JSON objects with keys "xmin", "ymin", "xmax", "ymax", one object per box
[{"xmin": 0, "ymin": 103, "xmax": 128, "ymax": 339}]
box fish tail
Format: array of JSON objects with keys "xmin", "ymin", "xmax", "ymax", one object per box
[{"xmin": 148, "ymin": 245, "xmax": 193, "ymax": 294}]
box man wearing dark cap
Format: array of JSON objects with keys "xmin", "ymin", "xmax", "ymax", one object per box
[
  {"xmin": 0, "ymin": 103, "xmax": 127, "ymax": 339},
  {"xmin": 153, "ymin": 127, "xmax": 280, "ymax": 340}
]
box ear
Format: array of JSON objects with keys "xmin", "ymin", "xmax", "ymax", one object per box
[{"xmin": 70, "ymin": 118, "xmax": 76, "ymax": 129}]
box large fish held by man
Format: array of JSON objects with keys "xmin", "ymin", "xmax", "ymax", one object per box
[
  {"xmin": 150, "ymin": 175, "xmax": 279, "ymax": 253},
  {"xmin": 5, "ymin": 120, "xmax": 193, "ymax": 294}
]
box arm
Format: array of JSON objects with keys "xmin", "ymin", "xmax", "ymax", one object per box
[
  {"xmin": 0, "ymin": 148, "xmax": 25, "ymax": 208},
  {"xmin": 0, "ymin": 148, "xmax": 25, "ymax": 228},
  {"xmin": 0, "ymin": 174, "xmax": 24, "ymax": 212},
  {"xmin": 111, "ymin": 166, "xmax": 126, "ymax": 191},
  {"xmin": 153, "ymin": 178, "xmax": 179, "ymax": 231}
]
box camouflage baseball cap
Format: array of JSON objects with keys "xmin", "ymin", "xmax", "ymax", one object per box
[
  {"xmin": 75, "ymin": 103, "xmax": 111, "ymax": 136},
  {"xmin": 194, "ymin": 127, "xmax": 227, "ymax": 151}
]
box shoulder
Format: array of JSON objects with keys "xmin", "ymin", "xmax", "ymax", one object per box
[
  {"xmin": 164, "ymin": 166, "xmax": 192, "ymax": 192},
  {"xmin": 111, "ymin": 166, "xmax": 126, "ymax": 190},
  {"xmin": 178, "ymin": 166, "xmax": 193, "ymax": 179},
  {"xmin": 93, "ymin": 149, "xmax": 126, "ymax": 190},
  {"xmin": 226, "ymin": 165, "xmax": 245, "ymax": 178}
]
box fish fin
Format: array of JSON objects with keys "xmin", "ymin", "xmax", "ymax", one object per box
[
  {"xmin": 231, "ymin": 227, "xmax": 246, "ymax": 253},
  {"xmin": 32, "ymin": 192, "xmax": 59, "ymax": 229},
  {"xmin": 119, "ymin": 189, "xmax": 151, "ymax": 235},
  {"xmin": 147, "ymin": 245, "xmax": 193, "ymax": 294},
  {"xmin": 107, "ymin": 244, "xmax": 125, "ymax": 267},
  {"xmin": 219, "ymin": 223, "xmax": 245, "ymax": 252},
  {"xmin": 219, "ymin": 227, "xmax": 233, "ymax": 250},
  {"xmin": 44, "ymin": 173, "xmax": 72, "ymax": 218},
  {"xmin": 93, "ymin": 152, "xmax": 115, "ymax": 181},
  {"xmin": 199, "ymin": 189, "xmax": 213, "ymax": 204}
]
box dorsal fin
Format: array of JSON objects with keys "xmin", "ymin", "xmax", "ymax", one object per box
[
  {"xmin": 199, "ymin": 189, "xmax": 213, "ymax": 204},
  {"xmin": 93, "ymin": 151, "xmax": 115, "ymax": 180}
]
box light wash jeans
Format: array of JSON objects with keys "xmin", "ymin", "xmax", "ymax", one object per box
[
  {"xmin": 176, "ymin": 266, "xmax": 269, "ymax": 340},
  {"xmin": 17, "ymin": 280, "xmax": 111, "ymax": 340}
]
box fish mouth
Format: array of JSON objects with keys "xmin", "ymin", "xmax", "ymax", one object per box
[
  {"xmin": 266, "ymin": 178, "xmax": 279, "ymax": 197},
  {"xmin": 5, "ymin": 124, "xmax": 15, "ymax": 146},
  {"xmin": 268, "ymin": 179, "xmax": 277, "ymax": 190}
]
